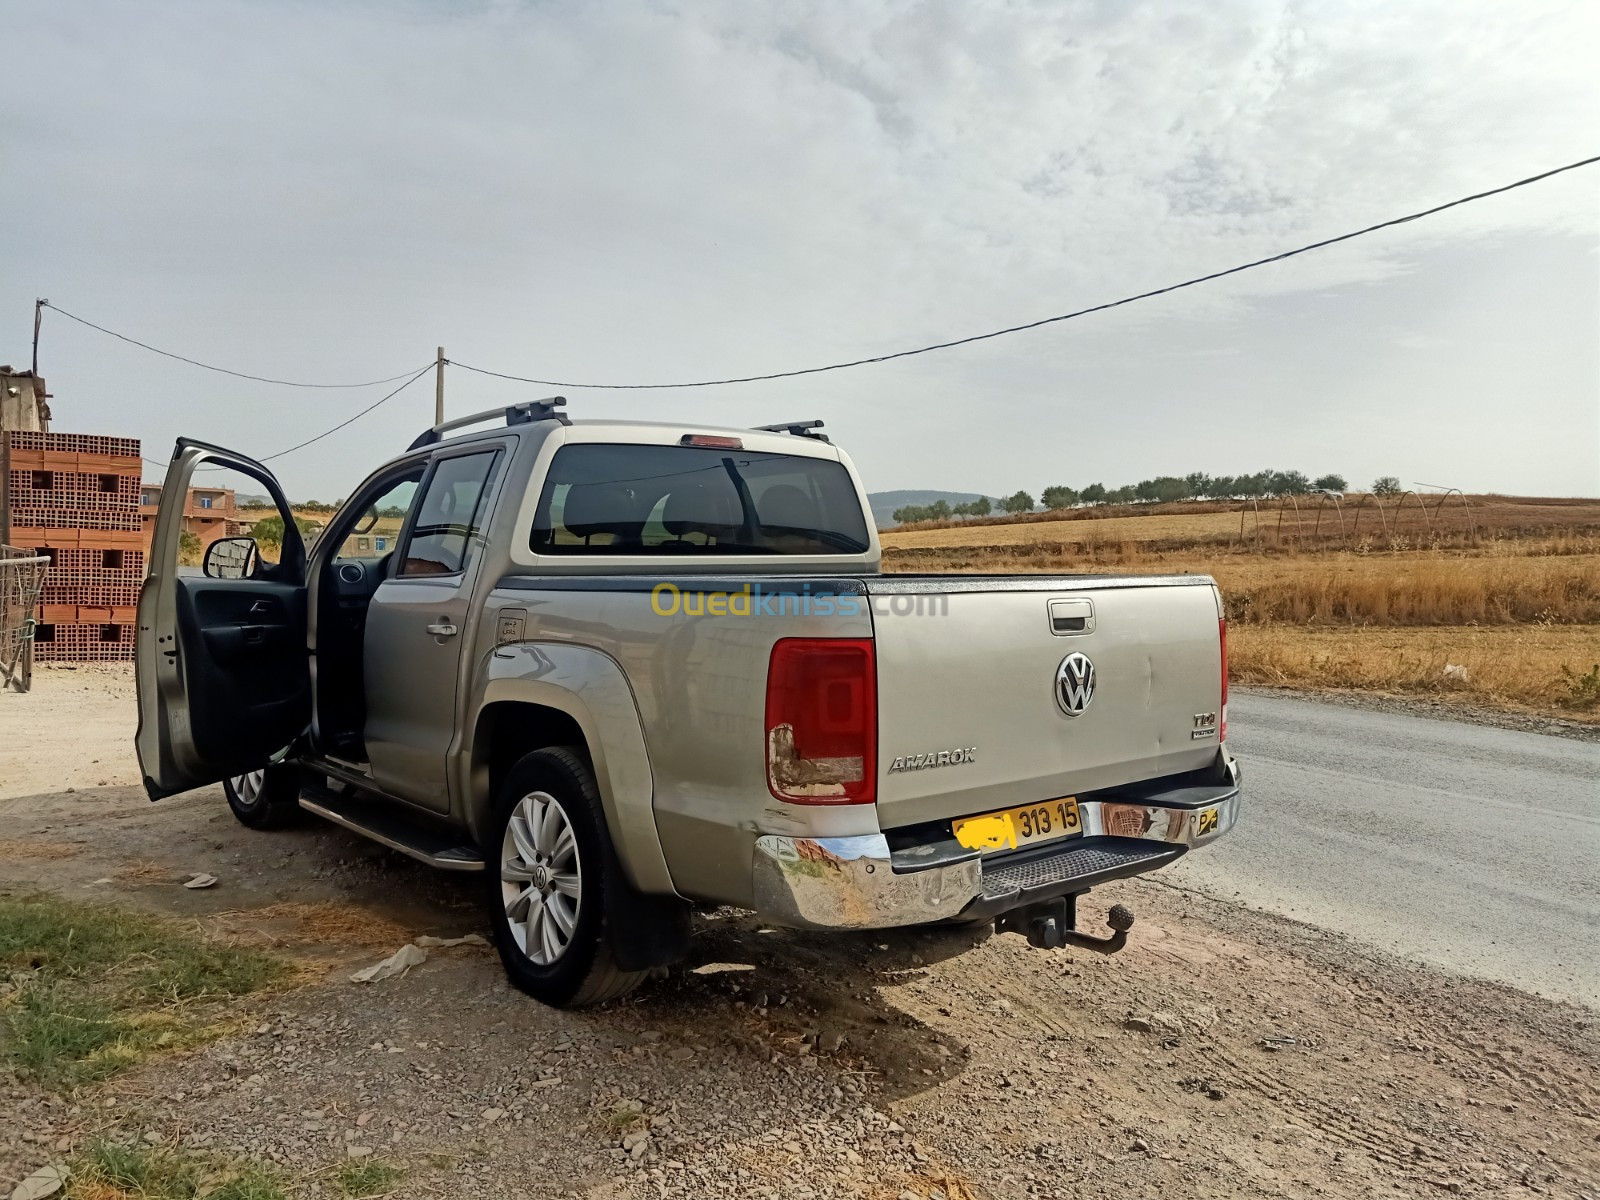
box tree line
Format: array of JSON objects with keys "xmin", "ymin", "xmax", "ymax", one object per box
[
  {"xmin": 241, "ymin": 497, "xmax": 342, "ymax": 513},
  {"xmin": 892, "ymin": 472, "xmax": 1407, "ymax": 524}
]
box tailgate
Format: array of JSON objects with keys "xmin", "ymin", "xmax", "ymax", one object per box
[{"xmin": 870, "ymin": 577, "xmax": 1225, "ymax": 829}]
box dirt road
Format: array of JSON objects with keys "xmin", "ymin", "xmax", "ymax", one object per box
[{"xmin": 3, "ymin": 668, "xmax": 1598, "ymax": 1198}]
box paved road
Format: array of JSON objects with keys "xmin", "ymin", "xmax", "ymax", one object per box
[{"xmin": 1165, "ymin": 691, "xmax": 1600, "ymax": 1010}]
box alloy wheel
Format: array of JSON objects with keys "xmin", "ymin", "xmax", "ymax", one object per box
[
  {"xmin": 231, "ymin": 770, "xmax": 265, "ymax": 805},
  {"xmin": 500, "ymin": 791, "xmax": 582, "ymax": 965}
]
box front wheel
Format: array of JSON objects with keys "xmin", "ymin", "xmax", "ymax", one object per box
[
  {"xmin": 485, "ymin": 747, "xmax": 647, "ymax": 1008},
  {"xmin": 223, "ymin": 764, "xmax": 302, "ymax": 830}
]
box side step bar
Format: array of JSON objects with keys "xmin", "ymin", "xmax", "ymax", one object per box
[{"xmin": 298, "ymin": 785, "xmax": 485, "ymax": 872}]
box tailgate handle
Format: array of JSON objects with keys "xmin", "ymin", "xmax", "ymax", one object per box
[{"xmin": 1047, "ymin": 598, "xmax": 1095, "ymax": 636}]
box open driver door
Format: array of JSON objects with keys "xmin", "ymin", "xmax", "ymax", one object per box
[{"xmin": 135, "ymin": 439, "xmax": 311, "ymax": 800}]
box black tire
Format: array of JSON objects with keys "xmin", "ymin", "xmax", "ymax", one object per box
[
  {"xmin": 222, "ymin": 764, "xmax": 303, "ymax": 830},
  {"xmin": 485, "ymin": 747, "xmax": 647, "ymax": 1008}
]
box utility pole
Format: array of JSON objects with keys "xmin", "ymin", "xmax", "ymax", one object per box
[
  {"xmin": 32, "ymin": 299, "xmax": 46, "ymax": 376},
  {"xmin": 435, "ymin": 346, "xmax": 445, "ymax": 426}
]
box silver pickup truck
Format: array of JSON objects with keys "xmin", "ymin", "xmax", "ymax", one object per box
[{"xmin": 136, "ymin": 401, "xmax": 1238, "ymax": 1007}]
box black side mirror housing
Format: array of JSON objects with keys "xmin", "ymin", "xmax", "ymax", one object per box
[{"xmin": 203, "ymin": 536, "xmax": 262, "ymax": 580}]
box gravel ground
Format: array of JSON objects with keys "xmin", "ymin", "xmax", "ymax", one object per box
[
  {"xmin": 4, "ymin": 782, "xmax": 1597, "ymax": 1199},
  {"xmin": 3, "ymin": 671, "xmax": 1598, "ymax": 1198}
]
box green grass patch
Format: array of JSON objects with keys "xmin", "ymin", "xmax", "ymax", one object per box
[
  {"xmin": 0, "ymin": 892, "xmax": 288, "ymax": 1089},
  {"xmin": 65, "ymin": 1140, "xmax": 289, "ymax": 1200},
  {"xmin": 335, "ymin": 1159, "xmax": 406, "ymax": 1197},
  {"xmin": 603, "ymin": 1099, "xmax": 647, "ymax": 1133},
  {"xmin": 1559, "ymin": 663, "xmax": 1600, "ymax": 710}
]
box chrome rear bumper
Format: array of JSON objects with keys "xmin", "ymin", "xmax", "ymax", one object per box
[{"xmin": 751, "ymin": 774, "xmax": 1239, "ymax": 931}]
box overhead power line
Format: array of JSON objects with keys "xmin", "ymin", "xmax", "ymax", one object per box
[
  {"xmin": 258, "ymin": 366, "xmax": 435, "ymax": 461},
  {"xmin": 138, "ymin": 365, "xmax": 434, "ymax": 474},
  {"xmin": 39, "ymin": 301, "xmax": 429, "ymax": 388},
  {"xmin": 41, "ymin": 152, "xmax": 1600, "ymax": 471},
  {"xmin": 448, "ymin": 153, "xmax": 1600, "ymax": 390},
  {"xmin": 43, "ymin": 155, "xmax": 1597, "ymax": 401}
]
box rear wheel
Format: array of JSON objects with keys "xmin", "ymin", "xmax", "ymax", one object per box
[
  {"xmin": 223, "ymin": 765, "xmax": 302, "ymax": 830},
  {"xmin": 485, "ymin": 747, "xmax": 647, "ymax": 1008}
]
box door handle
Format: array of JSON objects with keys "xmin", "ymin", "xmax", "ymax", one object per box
[{"xmin": 426, "ymin": 620, "xmax": 459, "ymax": 638}]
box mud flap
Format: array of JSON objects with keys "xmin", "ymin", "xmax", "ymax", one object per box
[{"xmin": 605, "ymin": 859, "xmax": 692, "ymax": 971}]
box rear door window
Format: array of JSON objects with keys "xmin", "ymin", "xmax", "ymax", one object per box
[
  {"xmin": 399, "ymin": 451, "xmax": 500, "ymax": 577},
  {"xmin": 529, "ymin": 444, "xmax": 870, "ymax": 556}
]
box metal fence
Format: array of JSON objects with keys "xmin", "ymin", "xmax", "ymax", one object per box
[{"xmin": 1, "ymin": 544, "xmax": 51, "ymax": 693}]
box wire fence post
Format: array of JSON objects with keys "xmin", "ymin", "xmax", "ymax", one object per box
[
  {"xmin": 1418, "ymin": 486, "xmax": 1477, "ymax": 546},
  {"xmin": 1235, "ymin": 498, "xmax": 1263, "ymax": 552}
]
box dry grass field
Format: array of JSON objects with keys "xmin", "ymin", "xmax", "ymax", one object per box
[
  {"xmin": 885, "ymin": 494, "xmax": 1600, "ymax": 546},
  {"xmin": 888, "ymin": 508, "xmax": 1243, "ymax": 548},
  {"xmin": 883, "ymin": 496, "xmax": 1600, "ymax": 722},
  {"xmin": 1230, "ymin": 624, "xmax": 1600, "ymax": 714},
  {"xmin": 1213, "ymin": 553, "xmax": 1600, "ymax": 626}
]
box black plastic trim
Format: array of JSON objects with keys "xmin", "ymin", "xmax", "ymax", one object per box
[
  {"xmin": 298, "ymin": 782, "xmax": 484, "ymax": 870},
  {"xmin": 959, "ymin": 836, "xmax": 1186, "ymax": 921}
]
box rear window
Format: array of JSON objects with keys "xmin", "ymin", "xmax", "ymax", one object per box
[{"xmin": 529, "ymin": 443, "xmax": 871, "ymax": 556}]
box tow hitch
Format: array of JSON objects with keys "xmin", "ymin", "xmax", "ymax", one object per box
[{"xmin": 997, "ymin": 895, "xmax": 1135, "ymax": 954}]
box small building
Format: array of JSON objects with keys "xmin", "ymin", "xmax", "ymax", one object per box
[
  {"xmin": 140, "ymin": 483, "xmax": 246, "ymax": 550},
  {"xmin": 0, "ymin": 366, "xmax": 51, "ymax": 434}
]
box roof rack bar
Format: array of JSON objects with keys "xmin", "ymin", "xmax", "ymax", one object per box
[
  {"xmin": 754, "ymin": 419, "xmax": 830, "ymax": 443},
  {"xmin": 408, "ymin": 396, "xmax": 568, "ymax": 450}
]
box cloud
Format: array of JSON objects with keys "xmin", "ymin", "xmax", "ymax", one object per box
[{"xmin": 3, "ymin": 0, "xmax": 1596, "ymax": 496}]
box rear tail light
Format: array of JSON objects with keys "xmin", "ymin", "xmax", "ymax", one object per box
[
  {"xmin": 765, "ymin": 638, "xmax": 876, "ymax": 805},
  {"xmin": 1219, "ymin": 617, "xmax": 1229, "ymax": 743}
]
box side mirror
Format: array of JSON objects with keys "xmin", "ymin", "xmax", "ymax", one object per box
[{"xmin": 203, "ymin": 536, "xmax": 262, "ymax": 580}]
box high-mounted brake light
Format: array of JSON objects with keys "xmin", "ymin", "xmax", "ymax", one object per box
[
  {"xmin": 765, "ymin": 638, "xmax": 876, "ymax": 805},
  {"xmin": 680, "ymin": 434, "xmax": 743, "ymax": 450},
  {"xmin": 1219, "ymin": 617, "xmax": 1229, "ymax": 743}
]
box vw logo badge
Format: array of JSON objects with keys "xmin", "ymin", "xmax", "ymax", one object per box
[{"xmin": 1055, "ymin": 652, "xmax": 1096, "ymax": 717}]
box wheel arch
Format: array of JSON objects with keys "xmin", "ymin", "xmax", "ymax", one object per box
[
  {"xmin": 474, "ymin": 699, "xmax": 589, "ymax": 814},
  {"xmin": 465, "ymin": 648, "xmax": 676, "ymax": 897}
]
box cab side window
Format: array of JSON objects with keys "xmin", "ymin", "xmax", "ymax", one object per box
[
  {"xmin": 336, "ymin": 476, "xmax": 420, "ymax": 560},
  {"xmin": 400, "ymin": 452, "xmax": 499, "ymax": 577}
]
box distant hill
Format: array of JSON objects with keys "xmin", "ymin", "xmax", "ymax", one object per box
[{"xmin": 867, "ymin": 490, "xmax": 997, "ymax": 528}]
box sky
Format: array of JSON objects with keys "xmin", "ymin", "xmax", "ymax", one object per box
[{"xmin": 4, "ymin": 0, "xmax": 1598, "ymax": 501}]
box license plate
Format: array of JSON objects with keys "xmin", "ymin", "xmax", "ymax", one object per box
[{"xmin": 952, "ymin": 797, "xmax": 1081, "ymax": 854}]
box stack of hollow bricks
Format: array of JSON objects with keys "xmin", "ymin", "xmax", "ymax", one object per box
[{"xmin": 4, "ymin": 430, "xmax": 142, "ymax": 661}]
